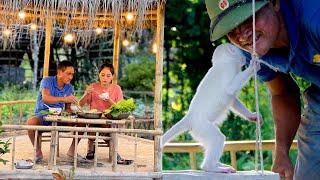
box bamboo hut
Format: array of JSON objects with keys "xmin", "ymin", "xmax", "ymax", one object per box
[{"xmin": 0, "ymin": 0, "xmax": 165, "ymax": 179}]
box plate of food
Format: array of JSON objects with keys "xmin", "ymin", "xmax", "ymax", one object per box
[{"xmin": 77, "ymin": 109, "xmax": 102, "ymax": 119}]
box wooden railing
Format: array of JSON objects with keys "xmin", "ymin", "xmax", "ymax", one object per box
[
  {"xmin": 163, "ymin": 140, "xmax": 298, "ymax": 170},
  {"xmin": 0, "ymin": 100, "xmax": 36, "ymax": 125}
]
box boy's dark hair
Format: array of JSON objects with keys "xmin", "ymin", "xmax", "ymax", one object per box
[
  {"xmin": 57, "ymin": 61, "xmax": 74, "ymax": 71},
  {"xmin": 99, "ymin": 62, "xmax": 114, "ymax": 75}
]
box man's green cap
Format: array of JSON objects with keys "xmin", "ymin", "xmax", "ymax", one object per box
[{"xmin": 205, "ymin": 0, "xmax": 268, "ymax": 41}]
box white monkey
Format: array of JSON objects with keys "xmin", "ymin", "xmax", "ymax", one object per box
[{"xmin": 161, "ymin": 43, "xmax": 261, "ymax": 173}]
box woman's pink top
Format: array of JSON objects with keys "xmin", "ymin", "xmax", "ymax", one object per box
[{"xmin": 82, "ymin": 82, "xmax": 123, "ymax": 112}]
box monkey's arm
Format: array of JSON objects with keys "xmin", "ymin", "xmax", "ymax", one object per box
[
  {"xmin": 229, "ymin": 97, "xmax": 261, "ymax": 122},
  {"xmin": 227, "ymin": 63, "xmax": 255, "ymax": 95}
]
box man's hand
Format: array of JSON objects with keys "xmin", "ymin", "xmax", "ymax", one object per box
[
  {"xmin": 272, "ymin": 151, "xmax": 294, "ymax": 180},
  {"xmin": 64, "ymin": 95, "xmax": 78, "ymax": 103}
]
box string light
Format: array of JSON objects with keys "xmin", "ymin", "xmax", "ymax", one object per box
[
  {"xmin": 30, "ymin": 24, "xmax": 37, "ymax": 31},
  {"xmin": 95, "ymin": 27, "xmax": 103, "ymax": 35},
  {"xmin": 152, "ymin": 43, "xmax": 157, "ymax": 53},
  {"xmin": 64, "ymin": 33, "xmax": 74, "ymax": 44},
  {"xmin": 18, "ymin": 11, "xmax": 26, "ymax": 19},
  {"xmin": 122, "ymin": 39, "xmax": 130, "ymax": 47},
  {"xmin": 126, "ymin": 13, "xmax": 134, "ymax": 21},
  {"xmin": 3, "ymin": 29, "xmax": 11, "ymax": 37}
]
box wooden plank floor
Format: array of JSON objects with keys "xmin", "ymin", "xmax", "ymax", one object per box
[{"xmin": 0, "ymin": 134, "xmax": 154, "ymax": 173}]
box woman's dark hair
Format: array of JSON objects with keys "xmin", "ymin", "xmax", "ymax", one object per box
[
  {"xmin": 99, "ymin": 62, "xmax": 114, "ymax": 75},
  {"xmin": 57, "ymin": 60, "xmax": 74, "ymax": 71}
]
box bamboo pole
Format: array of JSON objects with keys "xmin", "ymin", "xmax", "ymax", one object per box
[
  {"xmin": 11, "ymin": 131, "xmax": 16, "ymax": 170},
  {"xmin": 54, "ymin": 131, "xmax": 59, "ymax": 168},
  {"xmin": 0, "ymin": 105, "xmax": 2, "ymax": 122},
  {"xmin": 111, "ymin": 133, "xmax": 118, "ymax": 172},
  {"xmin": 9, "ymin": 105, "xmax": 13, "ymax": 124},
  {"xmin": 48, "ymin": 122, "xmax": 57, "ymax": 170},
  {"xmin": 112, "ymin": 22, "xmax": 121, "ymax": 84},
  {"xmin": 19, "ymin": 104, "xmax": 23, "ymax": 124},
  {"xmin": 153, "ymin": 4, "xmax": 165, "ymax": 173},
  {"xmin": 189, "ymin": 152, "xmax": 196, "ymax": 170},
  {"xmin": 33, "ymin": 130, "xmax": 38, "ymax": 168},
  {"xmin": 45, "ymin": 115, "xmax": 126, "ymax": 125},
  {"xmin": 59, "ymin": 134, "xmax": 111, "ymax": 140},
  {"xmin": 94, "ymin": 132, "xmax": 99, "ymax": 170},
  {"xmin": 74, "ymin": 131, "xmax": 79, "ymax": 170},
  {"xmin": 134, "ymin": 133, "xmax": 138, "ymax": 172},
  {"xmin": 230, "ymin": 150, "xmax": 237, "ymax": 170},
  {"xmin": 0, "ymin": 100, "xmax": 35, "ymax": 105},
  {"xmin": 1, "ymin": 125, "xmax": 162, "ymax": 135},
  {"xmin": 43, "ymin": 16, "xmax": 52, "ymax": 77}
]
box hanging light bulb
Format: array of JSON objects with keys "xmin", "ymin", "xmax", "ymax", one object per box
[
  {"xmin": 3, "ymin": 29, "xmax": 11, "ymax": 37},
  {"xmin": 64, "ymin": 33, "xmax": 74, "ymax": 44},
  {"xmin": 122, "ymin": 39, "xmax": 130, "ymax": 47},
  {"xmin": 126, "ymin": 13, "xmax": 134, "ymax": 21},
  {"xmin": 30, "ymin": 23, "xmax": 37, "ymax": 31},
  {"xmin": 18, "ymin": 11, "xmax": 26, "ymax": 19},
  {"xmin": 95, "ymin": 27, "xmax": 103, "ymax": 35},
  {"xmin": 152, "ymin": 43, "xmax": 157, "ymax": 53}
]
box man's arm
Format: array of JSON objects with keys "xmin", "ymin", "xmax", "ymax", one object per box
[
  {"xmin": 42, "ymin": 88, "xmax": 77, "ymax": 104},
  {"xmin": 267, "ymin": 74, "xmax": 301, "ymax": 179}
]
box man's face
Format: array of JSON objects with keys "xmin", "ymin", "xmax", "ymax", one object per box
[
  {"xmin": 57, "ymin": 67, "xmax": 74, "ymax": 84},
  {"xmin": 227, "ymin": 5, "xmax": 280, "ymax": 56}
]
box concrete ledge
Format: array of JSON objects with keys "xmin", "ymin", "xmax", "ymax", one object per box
[
  {"xmin": 0, "ymin": 170, "xmax": 161, "ymax": 180},
  {"xmin": 163, "ymin": 170, "xmax": 279, "ymax": 180}
]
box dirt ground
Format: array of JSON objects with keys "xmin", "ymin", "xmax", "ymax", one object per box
[{"xmin": 0, "ymin": 132, "xmax": 154, "ymax": 173}]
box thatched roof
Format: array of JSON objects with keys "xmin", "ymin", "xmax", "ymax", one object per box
[{"xmin": 0, "ymin": 0, "xmax": 166, "ymax": 47}]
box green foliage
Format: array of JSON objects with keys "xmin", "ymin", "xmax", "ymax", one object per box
[
  {"xmin": 119, "ymin": 59, "xmax": 155, "ymax": 91},
  {"xmin": 0, "ymin": 119, "xmax": 11, "ymax": 165},
  {"xmin": 104, "ymin": 98, "xmax": 136, "ymax": 118}
]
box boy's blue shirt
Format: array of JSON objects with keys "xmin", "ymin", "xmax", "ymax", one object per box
[{"xmin": 245, "ymin": 0, "xmax": 320, "ymax": 87}]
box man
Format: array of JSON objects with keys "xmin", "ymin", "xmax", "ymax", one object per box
[
  {"xmin": 205, "ymin": 0, "xmax": 320, "ymax": 179},
  {"xmin": 27, "ymin": 60, "xmax": 79, "ymax": 162}
]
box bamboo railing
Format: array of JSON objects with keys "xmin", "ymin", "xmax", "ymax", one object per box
[
  {"xmin": 0, "ymin": 100, "xmax": 36, "ymax": 125},
  {"xmin": 163, "ymin": 140, "xmax": 298, "ymax": 170}
]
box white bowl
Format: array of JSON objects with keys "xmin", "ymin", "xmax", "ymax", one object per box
[
  {"xmin": 49, "ymin": 107, "xmax": 62, "ymax": 115},
  {"xmin": 99, "ymin": 92, "xmax": 109, "ymax": 100},
  {"xmin": 70, "ymin": 104, "xmax": 80, "ymax": 113}
]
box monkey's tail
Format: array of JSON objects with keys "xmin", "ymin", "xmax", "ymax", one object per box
[{"xmin": 161, "ymin": 115, "xmax": 191, "ymax": 148}]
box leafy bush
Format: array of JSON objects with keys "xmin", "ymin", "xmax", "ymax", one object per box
[{"xmin": 119, "ymin": 59, "xmax": 155, "ymax": 91}]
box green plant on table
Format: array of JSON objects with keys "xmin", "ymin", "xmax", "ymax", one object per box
[{"xmin": 104, "ymin": 98, "xmax": 136, "ymax": 118}]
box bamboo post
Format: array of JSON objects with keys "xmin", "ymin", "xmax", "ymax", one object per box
[
  {"xmin": 112, "ymin": 22, "xmax": 121, "ymax": 84},
  {"xmin": 94, "ymin": 132, "xmax": 99, "ymax": 170},
  {"xmin": 54, "ymin": 131, "xmax": 59, "ymax": 168},
  {"xmin": 189, "ymin": 152, "xmax": 196, "ymax": 170},
  {"xmin": 153, "ymin": 4, "xmax": 165, "ymax": 173},
  {"xmin": 48, "ymin": 122, "xmax": 57, "ymax": 170},
  {"xmin": 33, "ymin": 130, "xmax": 38, "ymax": 169},
  {"xmin": 74, "ymin": 131, "xmax": 79, "ymax": 170},
  {"xmin": 43, "ymin": 15, "xmax": 52, "ymax": 77},
  {"xmin": 9, "ymin": 105, "xmax": 13, "ymax": 124},
  {"xmin": 230, "ymin": 150, "xmax": 237, "ymax": 170},
  {"xmin": 134, "ymin": 133, "xmax": 138, "ymax": 172},
  {"xmin": 0, "ymin": 105, "xmax": 2, "ymax": 122},
  {"xmin": 111, "ymin": 133, "xmax": 118, "ymax": 172},
  {"xmin": 19, "ymin": 104, "xmax": 23, "ymax": 124},
  {"xmin": 11, "ymin": 130, "xmax": 16, "ymax": 170},
  {"xmin": 109, "ymin": 134, "xmax": 114, "ymax": 163}
]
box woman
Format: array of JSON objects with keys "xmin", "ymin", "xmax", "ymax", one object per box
[{"xmin": 79, "ymin": 63, "xmax": 126, "ymax": 161}]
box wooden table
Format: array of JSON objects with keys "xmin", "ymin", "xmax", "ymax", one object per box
[{"xmin": 44, "ymin": 115, "xmax": 129, "ymax": 171}]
